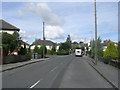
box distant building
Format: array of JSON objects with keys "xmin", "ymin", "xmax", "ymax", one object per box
[
  {"xmin": 31, "ymin": 40, "xmax": 56, "ymax": 51},
  {"xmin": 0, "ymin": 19, "xmax": 20, "ymax": 34}
]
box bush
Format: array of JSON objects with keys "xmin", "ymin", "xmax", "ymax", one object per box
[
  {"xmin": 104, "ymin": 42, "xmax": 118, "ymax": 59},
  {"xmin": 18, "ymin": 47, "xmax": 27, "ymax": 55},
  {"xmin": 103, "ymin": 57, "xmax": 111, "ymax": 64},
  {"xmin": 57, "ymin": 50, "xmax": 69, "ymax": 55},
  {"xmin": 26, "ymin": 52, "xmax": 32, "ymax": 60},
  {"xmin": 47, "ymin": 50, "xmax": 56, "ymax": 55}
]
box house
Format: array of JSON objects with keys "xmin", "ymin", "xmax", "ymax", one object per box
[
  {"xmin": 0, "ymin": 19, "xmax": 20, "ymax": 34},
  {"xmin": 103, "ymin": 40, "xmax": 118, "ymax": 51},
  {"xmin": 0, "ymin": 19, "xmax": 20, "ymax": 55},
  {"xmin": 19, "ymin": 40, "xmax": 30, "ymax": 49},
  {"xmin": 31, "ymin": 40, "xmax": 56, "ymax": 51}
]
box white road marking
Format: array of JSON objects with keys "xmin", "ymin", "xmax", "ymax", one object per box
[
  {"xmin": 30, "ymin": 79, "xmax": 41, "ymax": 88},
  {"xmin": 51, "ymin": 67, "xmax": 57, "ymax": 72}
]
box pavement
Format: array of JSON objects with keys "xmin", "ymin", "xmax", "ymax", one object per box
[
  {"xmin": 2, "ymin": 54, "xmax": 116, "ymax": 89},
  {"xmin": 1, "ymin": 58, "xmax": 48, "ymax": 72},
  {"xmin": 84, "ymin": 56, "xmax": 119, "ymax": 89}
]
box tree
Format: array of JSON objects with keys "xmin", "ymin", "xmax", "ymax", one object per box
[
  {"xmin": 39, "ymin": 45, "xmax": 47, "ymax": 58},
  {"xmin": 66, "ymin": 35, "xmax": 71, "ymax": 43},
  {"xmin": 104, "ymin": 42, "xmax": 118, "ymax": 59},
  {"xmin": 72, "ymin": 41, "xmax": 78, "ymax": 44},
  {"xmin": 34, "ymin": 46, "xmax": 39, "ymax": 53},
  {"xmin": 79, "ymin": 41, "xmax": 84, "ymax": 44},
  {"xmin": 90, "ymin": 37, "xmax": 103, "ymax": 58},
  {"xmin": 59, "ymin": 42, "xmax": 71, "ymax": 51},
  {"xmin": 52, "ymin": 45, "xmax": 56, "ymax": 52},
  {"xmin": 2, "ymin": 32, "xmax": 20, "ymax": 55}
]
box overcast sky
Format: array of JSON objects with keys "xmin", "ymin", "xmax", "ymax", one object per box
[{"xmin": 2, "ymin": 2, "xmax": 118, "ymax": 44}]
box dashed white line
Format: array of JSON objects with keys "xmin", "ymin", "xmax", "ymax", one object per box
[{"xmin": 30, "ymin": 79, "xmax": 41, "ymax": 88}]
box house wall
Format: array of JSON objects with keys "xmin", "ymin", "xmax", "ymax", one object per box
[
  {"xmin": 30, "ymin": 45, "xmax": 53, "ymax": 51},
  {"xmin": 2, "ymin": 30, "xmax": 15, "ymax": 35}
]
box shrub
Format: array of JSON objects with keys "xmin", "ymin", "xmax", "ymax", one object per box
[
  {"xmin": 57, "ymin": 50, "xmax": 69, "ymax": 55},
  {"xmin": 104, "ymin": 42, "xmax": 118, "ymax": 59},
  {"xmin": 18, "ymin": 47, "xmax": 27, "ymax": 55},
  {"xmin": 47, "ymin": 50, "xmax": 56, "ymax": 55},
  {"xmin": 103, "ymin": 57, "xmax": 111, "ymax": 64}
]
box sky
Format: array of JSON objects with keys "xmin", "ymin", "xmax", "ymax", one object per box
[{"xmin": 1, "ymin": 2, "xmax": 118, "ymax": 44}]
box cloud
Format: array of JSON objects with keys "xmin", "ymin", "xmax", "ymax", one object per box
[
  {"xmin": 19, "ymin": 30, "xmax": 38, "ymax": 39},
  {"xmin": 18, "ymin": 10, "xmax": 25, "ymax": 17},
  {"xmin": 70, "ymin": 34, "xmax": 90, "ymax": 43},
  {"xmin": 45, "ymin": 25, "xmax": 64, "ymax": 39},
  {"xmin": 27, "ymin": 3, "xmax": 64, "ymax": 26}
]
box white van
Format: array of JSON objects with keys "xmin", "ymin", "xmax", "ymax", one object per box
[{"xmin": 75, "ymin": 49, "xmax": 83, "ymax": 57}]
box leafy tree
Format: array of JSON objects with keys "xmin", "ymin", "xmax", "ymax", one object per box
[
  {"xmin": 79, "ymin": 41, "xmax": 84, "ymax": 44},
  {"xmin": 34, "ymin": 46, "xmax": 39, "ymax": 53},
  {"xmin": 118, "ymin": 41, "xmax": 120, "ymax": 61},
  {"xmin": 39, "ymin": 45, "xmax": 47, "ymax": 58},
  {"xmin": 90, "ymin": 37, "xmax": 103, "ymax": 58},
  {"xmin": 2, "ymin": 32, "xmax": 20, "ymax": 55},
  {"xmin": 59, "ymin": 42, "xmax": 71, "ymax": 51},
  {"xmin": 104, "ymin": 42, "xmax": 118, "ymax": 58},
  {"xmin": 3, "ymin": 44, "xmax": 9, "ymax": 56},
  {"xmin": 52, "ymin": 45, "xmax": 56, "ymax": 52},
  {"xmin": 66, "ymin": 35, "xmax": 72, "ymax": 43},
  {"xmin": 72, "ymin": 41, "xmax": 78, "ymax": 44}
]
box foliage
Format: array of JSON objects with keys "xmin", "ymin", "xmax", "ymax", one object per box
[
  {"xmin": 59, "ymin": 42, "xmax": 71, "ymax": 51},
  {"xmin": 47, "ymin": 50, "xmax": 56, "ymax": 55},
  {"xmin": 2, "ymin": 44, "xmax": 9, "ymax": 56},
  {"xmin": 79, "ymin": 41, "xmax": 84, "ymax": 44},
  {"xmin": 39, "ymin": 45, "xmax": 47, "ymax": 57},
  {"xmin": 34, "ymin": 46, "xmax": 39, "ymax": 53},
  {"xmin": 57, "ymin": 50, "xmax": 69, "ymax": 55},
  {"xmin": 118, "ymin": 41, "xmax": 120, "ymax": 61},
  {"xmin": 66, "ymin": 35, "xmax": 72, "ymax": 43},
  {"xmin": 2, "ymin": 32, "xmax": 20, "ymax": 55},
  {"xmin": 18, "ymin": 46, "xmax": 27, "ymax": 55},
  {"xmin": 104, "ymin": 42, "xmax": 118, "ymax": 59},
  {"xmin": 52, "ymin": 45, "xmax": 56, "ymax": 52},
  {"xmin": 90, "ymin": 37, "xmax": 103, "ymax": 59},
  {"xmin": 72, "ymin": 41, "xmax": 78, "ymax": 44}
]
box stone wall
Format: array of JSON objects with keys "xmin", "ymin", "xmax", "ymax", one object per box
[{"xmin": 3, "ymin": 55, "xmax": 31, "ymax": 64}]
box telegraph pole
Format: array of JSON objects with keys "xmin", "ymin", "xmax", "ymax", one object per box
[
  {"xmin": 43, "ymin": 22, "xmax": 45, "ymax": 58},
  {"xmin": 94, "ymin": 0, "xmax": 98, "ymax": 65}
]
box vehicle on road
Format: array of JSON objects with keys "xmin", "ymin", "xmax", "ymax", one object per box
[{"xmin": 75, "ymin": 49, "xmax": 83, "ymax": 57}]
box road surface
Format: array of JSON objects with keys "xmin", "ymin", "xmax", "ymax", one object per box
[{"xmin": 2, "ymin": 55, "xmax": 113, "ymax": 88}]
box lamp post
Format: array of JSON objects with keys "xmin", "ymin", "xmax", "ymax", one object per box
[
  {"xmin": 43, "ymin": 22, "xmax": 45, "ymax": 58},
  {"xmin": 94, "ymin": 0, "xmax": 98, "ymax": 65}
]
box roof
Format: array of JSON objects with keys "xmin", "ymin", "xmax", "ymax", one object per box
[
  {"xmin": 0, "ymin": 19, "xmax": 20, "ymax": 31},
  {"xmin": 20, "ymin": 40, "xmax": 30, "ymax": 46},
  {"xmin": 103, "ymin": 40, "xmax": 111, "ymax": 46},
  {"xmin": 31, "ymin": 40, "xmax": 56, "ymax": 46}
]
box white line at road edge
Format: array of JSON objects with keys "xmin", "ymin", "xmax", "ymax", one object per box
[{"xmin": 30, "ymin": 79, "xmax": 41, "ymax": 88}]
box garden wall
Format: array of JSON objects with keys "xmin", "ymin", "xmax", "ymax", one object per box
[{"xmin": 3, "ymin": 55, "xmax": 31, "ymax": 64}]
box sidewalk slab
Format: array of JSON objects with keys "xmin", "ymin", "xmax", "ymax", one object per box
[
  {"xmin": 84, "ymin": 56, "xmax": 119, "ymax": 88},
  {"xmin": 1, "ymin": 58, "xmax": 48, "ymax": 72}
]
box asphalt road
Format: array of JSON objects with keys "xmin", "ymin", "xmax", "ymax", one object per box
[{"xmin": 2, "ymin": 54, "xmax": 113, "ymax": 88}]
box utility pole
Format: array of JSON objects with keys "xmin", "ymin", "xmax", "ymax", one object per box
[
  {"xmin": 94, "ymin": 0, "xmax": 98, "ymax": 65},
  {"xmin": 43, "ymin": 22, "xmax": 45, "ymax": 58}
]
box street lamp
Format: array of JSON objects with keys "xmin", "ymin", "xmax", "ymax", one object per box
[
  {"xmin": 94, "ymin": 0, "xmax": 98, "ymax": 65},
  {"xmin": 43, "ymin": 22, "xmax": 45, "ymax": 58}
]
